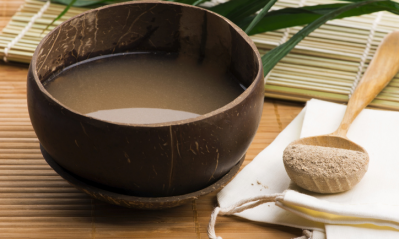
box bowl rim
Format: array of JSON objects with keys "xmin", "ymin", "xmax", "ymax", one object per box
[{"xmin": 30, "ymin": 1, "xmax": 263, "ymax": 128}]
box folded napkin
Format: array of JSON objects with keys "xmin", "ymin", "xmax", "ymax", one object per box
[{"xmin": 209, "ymin": 99, "xmax": 399, "ymax": 239}]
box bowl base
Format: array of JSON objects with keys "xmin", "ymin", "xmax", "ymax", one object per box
[{"xmin": 41, "ymin": 145, "xmax": 245, "ymax": 210}]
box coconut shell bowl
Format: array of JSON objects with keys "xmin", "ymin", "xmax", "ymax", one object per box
[{"xmin": 27, "ymin": 1, "xmax": 264, "ymax": 209}]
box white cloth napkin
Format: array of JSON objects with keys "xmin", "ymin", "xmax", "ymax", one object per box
[{"xmin": 217, "ymin": 99, "xmax": 399, "ymax": 239}]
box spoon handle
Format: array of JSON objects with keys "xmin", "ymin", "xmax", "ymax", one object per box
[{"xmin": 331, "ymin": 31, "xmax": 399, "ymax": 137}]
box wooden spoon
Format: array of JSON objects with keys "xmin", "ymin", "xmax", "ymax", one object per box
[{"xmin": 283, "ymin": 31, "xmax": 399, "ymax": 194}]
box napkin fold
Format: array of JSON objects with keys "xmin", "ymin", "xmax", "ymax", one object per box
[{"xmin": 214, "ymin": 99, "xmax": 399, "ymax": 239}]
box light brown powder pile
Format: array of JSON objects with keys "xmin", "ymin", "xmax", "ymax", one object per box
[{"xmin": 283, "ymin": 144, "xmax": 368, "ymax": 178}]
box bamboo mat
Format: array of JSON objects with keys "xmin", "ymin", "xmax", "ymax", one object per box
[
  {"xmin": 0, "ymin": 1, "xmax": 305, "ymax": 238},
  {"xmin": 257, "ymin": 0, "xmax": 399, "ymax": 110}
]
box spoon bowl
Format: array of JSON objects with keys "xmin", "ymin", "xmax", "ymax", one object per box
[{"xmin": 284, "ymin": 135, "xmax": 368, "ymax": 193}]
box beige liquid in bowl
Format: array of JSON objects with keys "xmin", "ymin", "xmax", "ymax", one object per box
[{"xmin": 44, "ymin": 52, "xmax": 244, "ymax": 124}]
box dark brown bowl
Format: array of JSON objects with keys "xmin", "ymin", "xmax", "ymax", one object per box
[
  {"xmin": 27, "ymin": 1, "xmax": 264, "ymax": 198},
  {"xmin": 41, "ymin": 145, "xmax": 245, "ymax": 209}
]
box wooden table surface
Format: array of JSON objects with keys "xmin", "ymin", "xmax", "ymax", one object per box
[{"xmin": 0, "ymin": 1, "xmax": 305, "ymax": 238}]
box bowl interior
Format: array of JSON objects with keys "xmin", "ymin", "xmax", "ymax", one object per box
[{"xmin": 34, "ymin": 1, "xmax": 260, "ymax": 113}]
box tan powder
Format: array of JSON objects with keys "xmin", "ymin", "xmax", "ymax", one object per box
[{"xmin": 283, "ymin": 144, "xmax": 368, "ymax": 178}]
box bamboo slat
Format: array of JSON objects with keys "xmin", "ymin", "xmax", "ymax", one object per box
[{"xmin": 0, "ymin": 1, "xmax": 305, "ymax": 238}]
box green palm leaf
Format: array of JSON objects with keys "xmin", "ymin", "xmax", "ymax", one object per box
[
  {"xmin": 261, "ymin": 0, "xmax": 384, "ymax": 76},
  {"xmin": 240, "ymin": 1, "xmax": 399, "ymax": 35},
  {"xmin": 209, "ymin": 0, "xmax": 274, "ymax": 23},
  {"xmin": 245, "ymin": 0, "xmax": 278, "ymax": 34}
]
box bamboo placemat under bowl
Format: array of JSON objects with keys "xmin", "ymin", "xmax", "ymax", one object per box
[{"xmin": 0, "ymin": 1, "xmax": 304, "ymax": 238}]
